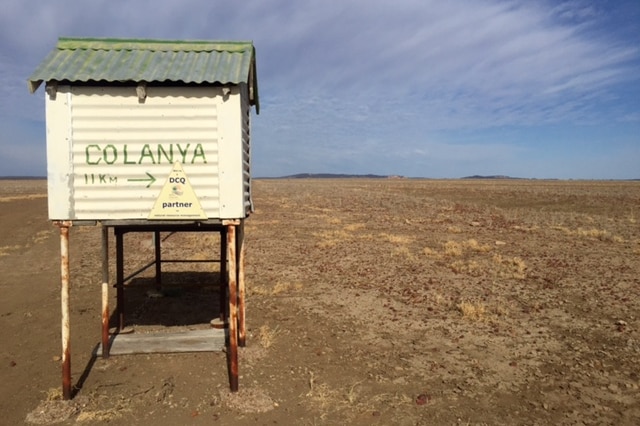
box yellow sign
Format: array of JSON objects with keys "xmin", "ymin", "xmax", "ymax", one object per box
[{"xmin": 148, "ymin": 162, "xmax": 207, "ymax": 220}]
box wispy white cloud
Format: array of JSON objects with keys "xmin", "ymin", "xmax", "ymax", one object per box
[{"xmin": 1, "ymin": 0, "xmax": 638, "ymax": 178}]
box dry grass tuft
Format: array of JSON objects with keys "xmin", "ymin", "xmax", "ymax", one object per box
[
  {"xmin": 423, "ymin": 247, "xmax": 441, "ymax": 258},
  {"xmin": 344, "ymin": 223, "xmax": 366, "ymax": 232},
  {"xmin": 552, "ymin": 226, "xmax": 622, "ymax": 242},
  {"xmin": 457, "ymin": 301, "xmax": 486, "ymax": 321},
  {"xmin": 449, "ymin": 260, "xmax": 483, "ymax": 276},
  {"xmin": 464, "ymin": 239, "xmax": 492, "ymax": 252},
  {"xmin": 345, "ymin": 381, "xmax": 364, "ymax": 405},
  {"xmin": 273, "ymin": 281, "xmax": 303, "ymax": 294},
  {"xmin": 443, "ymin": 241, "xmax": 463, "ymax": 257},
  {"xmin": 431, "ymin": 292, "xmax": 448, "ymax": 307},
  {"xmin": 0, "ymin": 194, "xmax": 47, "ymax": 203},
  {"xmin": 512, "ymin": 225, "xmax": 539, "ymax": 233},
  {"xmin": 25, "ymin": 393, "xmax": 118, "ymax": 424},
  {"xmin": 45, "ymin": 387, "xmax": 63, "ymax": 401},
  {"xmin": 576, "ymin": 228, "xmax": 612, "ymax": 241},
  {"xmin": 221, "ymin": 387, "xmax": 276, "ymax": 413},
  {"xmin": 314, "ymin": 229, "xmax": 352, "ymax": 248},
  {"xmin": 305, "ymin": 371, "xmax": 360, "ymax": 418},
  {"xmin": 492, "ymin": 255, "xmax": 527, "ymax": 279},
  {"xmin": 306, "ymin": 370, "xmax": 338, "ymax": 410},
  {"xmin": 313, "ymin": 224, "xmax": 368, "ymax": 248},
  {"xmin": 379, "ymin": 233, "xmax": 413, "ymax": 245},
  {"xmin": 25, "ymin": 400, "xmax": 78, "ymax": 424},
  {"xmin": 551, "ymin": 225, "xmax": 573, "ymax": 234},
  {"xmin": 392, "ymin": 245, "xmax": 416, "ymax": 261},
  {"xmin": 32, "ymin": 230, "xmax": 52, "ymax": 244},
  {"xmin": 442, "ymin": 239, "xmax": 492, "ymax": 258},
  {"xmin": 309, "ymin": 382, "xmax": 337, "ymax": 414},
  {"xmin": 76, "ymin": 409, "xmax": 122, "ymax": 423},
  {"xmin": 249, "ymin": 281, "xmax": 302, "ymax": 296},
  {"xmin": 257, "ymin": 325, "xmax": 281, "ymax": 349},
  {"xmin": 0, "ymin": 245, "xmax": 22, "ymax": 257}
]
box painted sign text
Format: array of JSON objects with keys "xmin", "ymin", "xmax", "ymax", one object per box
[{"xmin": 85, "ymin": 143, "xmax": 207, "ymax": 165}]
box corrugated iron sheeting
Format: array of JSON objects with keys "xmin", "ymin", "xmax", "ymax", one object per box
[
  {"xmin": 28, "ymin": 38, "xmax": 259, "ymax": 112},
  {"xmin": 30, "ymin": 49, "xmax": 252, "ymax": 85}
]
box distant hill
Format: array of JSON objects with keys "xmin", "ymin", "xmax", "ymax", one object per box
[
  {"xmin": 275, "ymin": 173, "xmax": 402, "ymax": 179},
  {"xmin": 0, "ymin": 176, "xmax": 46, "ymax": 180},
  {"xmin": 461, "ymin": 175, "xmax": 522, "ymax": 180}
]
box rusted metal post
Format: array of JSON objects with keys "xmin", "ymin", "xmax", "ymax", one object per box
[
  {"xmin": 237, "ymin": 220, "xmax": 246, "ymax": 347},
  {"xmin": 101, "ymin": 226, "xmax": 110, "ymax": 358},
  {"xmin": 226, "ymin": 224, "xmax": 239, "ymax": 392},
  {"xmin": 57, "ymin": 222, "xmax": 72, "ymax": 400},
  {"xmin": 154, "ymin": 231, "xmax": 161, "ymax": 289},
  {"xmin": 219, "ymin": 227, "xmax": 227, "ymax": 321},
  {"xmin": 115, "ymin": 229, "xmax": 125, "ymax": 331}
]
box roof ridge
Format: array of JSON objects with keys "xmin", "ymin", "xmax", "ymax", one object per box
[{"xmin": 57, "ymin": 37, "xmax": 254, "ymax": 53}]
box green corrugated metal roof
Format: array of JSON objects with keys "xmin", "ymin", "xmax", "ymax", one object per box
[{"xmin": 28, "ymin": 37, "xmax": 259, "ymax": 112}]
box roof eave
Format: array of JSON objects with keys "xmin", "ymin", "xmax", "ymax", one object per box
[
  {"xmin": 250, "ymin": 50, "xmax": 260, "ymax": 114},
  {"xmin": 28, "ymin": 80, "xmax": 43, "ymax": 94}
]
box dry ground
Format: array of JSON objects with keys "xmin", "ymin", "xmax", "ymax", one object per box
[{"xmin": 1, "ymin": 178, "xmax": 639, "ymax": 425}]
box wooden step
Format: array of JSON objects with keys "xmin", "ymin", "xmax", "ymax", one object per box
[{"xmin": 96, "ymin": 328, "xmax": 225, "ymax": 356}]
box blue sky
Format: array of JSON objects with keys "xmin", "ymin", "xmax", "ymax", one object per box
[{"xmin": 1, "ymin": 0, "xmax": 638, "ymax": 179}]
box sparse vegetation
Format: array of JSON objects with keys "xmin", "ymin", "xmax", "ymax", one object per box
[
  {"xmin": 457, "ymin": 300, "xmax": 487, "ymax": 321},
  {"xmin": 257, "ymin": 325, "xmax": 281, "ymax": 349},
  {"xmin": 0, "ymin": 245, "xmax": 22, "ymax": 256},
  {"xmin": 492, "ymin": 254, "xmax": 527, "ymax": 279},
  {"xmin": 4, "ymin": 178, "xmax": 640, "ymax": 425}
]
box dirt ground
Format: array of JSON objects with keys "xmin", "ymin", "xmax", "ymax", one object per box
[{"xmin": 1, "ymin": 178, "xmax": 639, "ymax": 425}]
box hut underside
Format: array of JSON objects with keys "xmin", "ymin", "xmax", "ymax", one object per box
[{"xmin": 54, "ymin": 219, "xmax": 246, "ymax": 399}]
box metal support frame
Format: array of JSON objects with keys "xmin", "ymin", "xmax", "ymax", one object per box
[
  {"xmin": 219, "ymin": 227, "xmax": 228, "ymax": 321},
  {"xmin": 54, "ymin": 218, "xmax": 247, "ymax": 400},
  {"xmin": 237, "ymin": 220, "xmax": 246, "ymax": 347},
  {"xmin": 115, "ymin": 229, "xmax": 125, "ymax": 331},
  {"xmin": 101, "ymin": 226, "xmax": 110, "ymax": 358},
  {"xmin": 54, "ymin": 221, "xmax": 72, "ymax": 400},
  {"xmin": 154, "ymin": 231, "xmax": 161, "ymax": 289},
  {"xmin": 106, "ymin": 220, "xmax": 245, "ymax": 392},
  {"xmin": 222, "ymin": 219, "xmax": 247, "ymax": 390},
  {"xmin": 226, "ymin": 223, "xmax": 239, "ymax": 391}
]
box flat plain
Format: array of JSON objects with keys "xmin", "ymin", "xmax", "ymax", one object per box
[{"xmin": 1, "ymin": 178, "xmax": 639, "ymax": 425}]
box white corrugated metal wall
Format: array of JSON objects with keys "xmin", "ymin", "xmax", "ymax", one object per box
[
  {"xmin": 240, "ymin": 82, "xmax": 253, "ymax": 214},
  {"xmin": 46, "ymin": 85, "xmax": 249, "ymax": 220}
]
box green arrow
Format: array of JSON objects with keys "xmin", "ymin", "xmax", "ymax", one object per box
[{"xmin": 127, "ymin": 172, "xmax": 156, "ymax": 188}]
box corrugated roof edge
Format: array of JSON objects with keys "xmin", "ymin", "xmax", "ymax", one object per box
[
  {"xmin": 57, "ymin": 37, "xmax": 254, "ymax": 52},
  {"xmin": 28, "ymin": 37, "xmax": 259, "ymax": 113}
]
